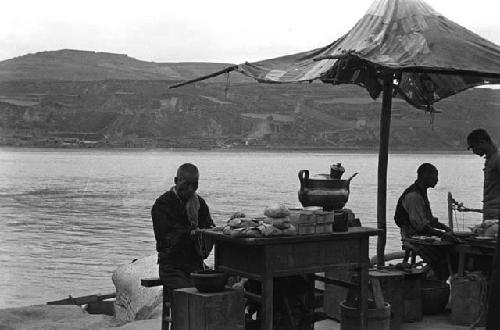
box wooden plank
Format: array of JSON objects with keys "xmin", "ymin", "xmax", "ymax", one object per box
[
  {"xmin": 141, "ymin": 277, "xmax": 163, "ymax": 287},
  {"xmin": 47, "ymin": 293, "xmax": 115, "ymax": 305},
  {"xmin": 265, "ymin": 239, "xmax": 361, "ymax": 272},
  {"xmin": 199, "ymin": 227, "xmax": 380, "ymax": 246},
  {"xmin": 312, "ymin": 274, "xmax": 359, "ymax": 289},
  {"xmin": 368, "ymin": 269, "xmax": 405, "ymax": 278}
]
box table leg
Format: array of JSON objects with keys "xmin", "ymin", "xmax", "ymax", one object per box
[
  {"xmin": 446, "ymin": 252, "xmax": 454, "ymax": 278},
  {"xmin": 261, "ymin": 276, "xmax": 273, "ymax": 330},
  {"xmin": 359, "ymin": 263, "xmax": 369, "ymax": 330},
  {"xmin": 305, "ymin": 274, "xmax": 315, "ymax": 330},
  {"xmin": 458, "ymin": 251, "xmax": 466, "ymax": 277}
]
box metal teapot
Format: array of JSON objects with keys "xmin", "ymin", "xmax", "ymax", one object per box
[{"xmin": 298, "ymin": 163, "xmax": 358, "ymax": 211}]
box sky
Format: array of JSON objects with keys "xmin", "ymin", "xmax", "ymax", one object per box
[{"xmin": 1, "ymin": 0, "xmax": 499, "ymax": 64}]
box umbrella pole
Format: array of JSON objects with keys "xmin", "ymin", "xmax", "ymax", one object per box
[{"xmin": 376, "ymin": 71, "xmax": 394, "ymax": 268}]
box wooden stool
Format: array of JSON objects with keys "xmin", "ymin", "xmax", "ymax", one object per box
[{"xmin": 172, "ymin": 288, "xmax": 245, "ymax": 330}]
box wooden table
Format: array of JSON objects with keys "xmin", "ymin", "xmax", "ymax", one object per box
[
  {"xmin": 403, "ymin": 236, "xmax": 496, "ymax": 277},
  {"xmin": 200, "ymin": 227, "xmax": 380, "ymax": 330}
]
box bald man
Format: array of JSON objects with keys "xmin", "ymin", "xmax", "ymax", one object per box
[{"xmin": 151, "ymin": 163, "xmax": 214, "ymax": 299}]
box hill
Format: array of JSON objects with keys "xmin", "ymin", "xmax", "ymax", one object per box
[
  {"xmin": 0, "ymin": 49, "xmax": 252, "ymax": 83},
  {"xmin": 0, "ymin": 49, "xmax": 498, "ymax": 150}
]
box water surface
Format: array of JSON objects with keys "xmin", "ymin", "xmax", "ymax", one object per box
[{"xmin": 0, "ymin": 148, "xmax": 484, "ymax": 308}]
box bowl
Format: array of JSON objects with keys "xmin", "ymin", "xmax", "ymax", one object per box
[
  {"xmin": 190, "ymin": 270, "xmax": 228, "ymax": 293},
  {"xmin": 421, "ymin": 280, "xmax": 450, "ymax": 315}
]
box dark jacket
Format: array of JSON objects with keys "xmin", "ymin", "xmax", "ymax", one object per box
[{"xmin": 151, "ymin": 190, "xmax": 214, "ymax": 266}]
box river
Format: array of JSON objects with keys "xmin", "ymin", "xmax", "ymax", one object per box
[{"xmin": 0, "ymin": 147, "xmax": 485, "ymax": 308}]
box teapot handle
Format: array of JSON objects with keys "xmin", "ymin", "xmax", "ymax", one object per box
[{"xmin": 298, "ymin": 170, "xmax": 309, "ymax": 186}]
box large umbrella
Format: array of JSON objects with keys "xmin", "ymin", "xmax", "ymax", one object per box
[{"xmin": 171, "ymin": 0, "xmax": 500, "ymax": 266}]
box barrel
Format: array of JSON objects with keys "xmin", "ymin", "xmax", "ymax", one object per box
[{"xmin": 340, "ymin": 300, "xmax": 391, "ymax": 330}]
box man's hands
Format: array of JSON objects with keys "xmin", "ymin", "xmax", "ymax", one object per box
[{"xmin": 441, "ymin": 231, "xmax": 460, "ymax": 243}]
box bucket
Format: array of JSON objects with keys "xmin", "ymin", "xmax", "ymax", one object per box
[{"xmin": 340, "ymin": 300, "xmax": 391, "ymax": 330}]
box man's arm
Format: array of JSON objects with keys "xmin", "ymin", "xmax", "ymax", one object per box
[{"xmin": 151, "ymin": 203, "xmax": 169, "ymax": 251}]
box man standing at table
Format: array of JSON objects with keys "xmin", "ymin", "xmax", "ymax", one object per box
[
  {"xmin": 468, "ymin": 129, "xmax": 500, "ymax": 329},
  {"xmin": 467, "ymin": 128, "xmax": 500, "ymax": 220},
  {"xmin": 151, "ymin": 163, "xmax": 215, "ymax": 300},
  {"xmin": 394, "ymin": 163, "xmax": 458, "ymax": 279}
]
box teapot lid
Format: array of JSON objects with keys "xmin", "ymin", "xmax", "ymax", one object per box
[
  {"xmin": 330, "ymin": 163, "xmax": 345, "ymax": 178},
  {"xmin": 331, "ymin": 163, "xmax": 345, "ymax": 171}
]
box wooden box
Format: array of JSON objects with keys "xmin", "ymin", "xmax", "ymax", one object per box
[{"xmin": 172, "ymin": 288, "xmax": 245, "ymax": 330}]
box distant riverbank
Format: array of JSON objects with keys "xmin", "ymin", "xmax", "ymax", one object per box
[{"xmin": 0, "ymin": 144, "xmax": 470, "ymax": 155}]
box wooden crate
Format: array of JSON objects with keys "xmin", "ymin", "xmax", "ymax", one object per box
[{"xmin": 172, "ymin": 288, "xmax": 245, "ymax": 330}]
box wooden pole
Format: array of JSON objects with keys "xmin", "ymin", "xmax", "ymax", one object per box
[
  {"xmin": 376, "ymin": 71, "xmax": 394, "ymax": 268},
  {"xmin": 448, "ymin": 192, "xmax": 454, "ymax": 230},
  {"xmin": 169, "ymin": 65, "xmax": 238, "ymax": 89}
]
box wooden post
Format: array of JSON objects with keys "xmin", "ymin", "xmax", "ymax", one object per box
[
  {"xmin": 448, "ymin": 192, "xmax": 454, "ymax": 230},
  {"xmin": 376, "ymin": 71, "xmax": 394, "ymax": 268}
]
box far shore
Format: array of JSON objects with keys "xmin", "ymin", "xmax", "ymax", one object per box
[{"xmin": 0, "ymin": 145, "xmax": 471, "ymax": 155}]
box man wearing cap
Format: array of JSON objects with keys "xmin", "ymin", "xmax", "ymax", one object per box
[
  {"xmin": 467, "ymin": 128, "xmax": 500, "ymax": 220},
  {"xmin": 467, "ymin": 129, "xmax": 500, "ymax": 329}
]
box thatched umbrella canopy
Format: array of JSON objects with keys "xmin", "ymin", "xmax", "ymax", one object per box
[{"xmin": 171, "ymin": 0, "xmax": 500, "ymax": 266}]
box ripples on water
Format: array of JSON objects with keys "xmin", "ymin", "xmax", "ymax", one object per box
[{"xmin": 0, "ymin": 148, "xmax": 484, "ymax": 308}]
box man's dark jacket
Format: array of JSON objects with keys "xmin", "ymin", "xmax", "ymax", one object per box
[
  {"xmin": 151, "ymin": 190, "xmax": 214, "ymax": 266},
  {"xmin": 394, "ymin": 183, "xmax": 432, "ymax": 232}
]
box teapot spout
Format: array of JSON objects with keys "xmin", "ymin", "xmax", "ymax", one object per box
[{"xmin": 346, "ymin": 172, "xmax": 358, "ymax": 184}]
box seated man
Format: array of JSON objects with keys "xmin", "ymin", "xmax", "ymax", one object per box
[
  {"xmin": 394, "ymin": 163, "xmax": 458, "ymax": 279},
  {"xmin": 151, "ymin": 163, "xmax": 215, "ymax": 300}
]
